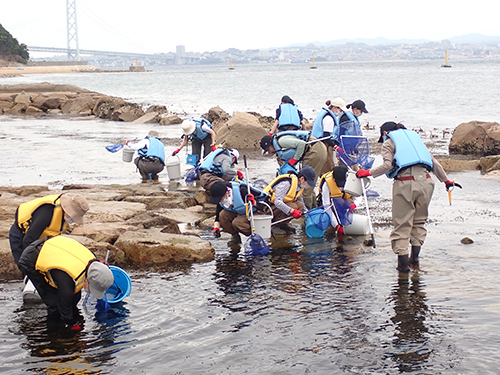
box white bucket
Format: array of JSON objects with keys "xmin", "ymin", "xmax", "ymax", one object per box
[
  {"xmin": 253, "ymin": 215, "xmax": 273, "ymax": 239},
  {"xmin": 343, "ymin": 214, "xmax": 369, "ymax": 235},
  {"xmin": 166, "ymin": 155, "xmax": 181, "ymax": 180},
  {"xmin": 344, "ymin": 171, "xmax": 368, "ymax": 197},
  {"xmin": 122, "ymin": 147, "xmax": 135, "ymax": 163}
]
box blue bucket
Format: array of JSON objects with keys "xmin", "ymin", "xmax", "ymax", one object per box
[
  {"xmin": 105, "ymin": 265, "xmax": 131, "ymax": 304},
  {"xmin": 186, "ymin": 154, "xmax": 199, "ymax": 166}
]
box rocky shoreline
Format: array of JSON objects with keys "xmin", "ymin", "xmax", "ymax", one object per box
[{"xmin": 1, "ymin": 82, "xmax": 500, "ymax": 281}]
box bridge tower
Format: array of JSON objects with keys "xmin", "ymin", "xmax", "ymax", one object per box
[{"xmin": 66, "ymin": 0, "xmax": 80, "ymax": 61}]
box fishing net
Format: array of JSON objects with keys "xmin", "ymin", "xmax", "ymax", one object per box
[
  {"xmin": 105, "ymin": 144, "xmax": 124, "ymax": 153},
  {"xmin": 243, "ymin": 234, "xmax": 271, "ymax": 255},
  {"xmin": 332, "ymin": 198, "xmax": 354, "ymax": 226},
  {"xmin": 184, "ymin": 166, "xmax": 199, "ymax": 183},
  {"xmin": 304, "ymin": 207, "xmax": 331, "ymax": 238},
  {"xmin": 339, "ymin": 136, "xmax": 375, "ymax": 170}
]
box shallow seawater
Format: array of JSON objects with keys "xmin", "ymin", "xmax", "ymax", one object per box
[{"xmin": 2, "ymin": 168, "xmax": 500, "ymax": 374}]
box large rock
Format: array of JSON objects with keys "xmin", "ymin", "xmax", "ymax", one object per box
[
  {"xmin": 61, "ymin": 95, "xmax": 96, "ymax": 115},
  {"xmin": 206, "ymin": 106, "xmax": 231, "ymax": 132},
  {"xmin": 449, "ymin": 121, "xmax": 500, "ymax": 156},
  {"xmin": 215, "ymin": 111, "xmax": 268, "ymax": 149},
  {"xmin": 114, "ymin": 228, "xmax": 214, "ymax": 268}
]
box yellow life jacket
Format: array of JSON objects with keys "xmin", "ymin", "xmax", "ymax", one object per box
[
  {"xmin": 35, "ymin": 236, "xmax": 95, "ymax": 293},
  {"xmin": 264, "ymin": 174, "xmax": 303, "ymax": 204},
  {"xmin": 318, "ymin": 171, "xmax": 353, "ymax": 200},
  {"xmin": 17, "ymin": 194, "xmax": 67, "ymax": 238}
]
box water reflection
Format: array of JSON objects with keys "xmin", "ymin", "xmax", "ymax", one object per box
[
  {"xmin": 13, "ymin": 298, "xmax": 131, "ymax": 374},
  {"xmin": 388, "ymin": 272, "xmax": 430, "ymax": 372}
]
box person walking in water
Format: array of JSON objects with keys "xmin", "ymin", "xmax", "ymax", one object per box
[
  {"xmin": 355, "ymin": 122, "xmax": 462, "ymax": 272},
  {"xmin": 269, "ymin": 95, "xmax": 306, "ymax": 134},
  {"xmin": 126, "ymin": 130, "xmax": 166, "ymax": 182}
]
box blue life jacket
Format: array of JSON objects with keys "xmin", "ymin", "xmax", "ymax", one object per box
[
  {"xmin": 312, "ymin": 108, "xmax": 337, "ymax": 139},
  {"xmin": 189, "ymin": 118, "xmax": 212, "ymax": 141},
  {"xmin": 222, "ymin": 181, "xmax": 269, "ymax": 215},
  {"xmin": 272, "ymin": 130, "xmax": 311, "ymax": 162},
  {"xmin": 333, "ymin": 111, "xmax": 362, "ymax": 143},
  {"xmin": 386, "ymin": 129, "xmax": 433, "ymax": 179},
  {"xmin": 278, "ymin": 103, "xmax": 301, "ymax": 129},
  {"xmin": 199, "ymin": 148, "xmax": 231, "ymax": 176},
  {"xmin": 138, "ymin": 136, "xmax": 165, "ymax": 163}
]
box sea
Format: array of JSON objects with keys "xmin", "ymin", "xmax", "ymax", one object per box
[{"xmin": 1, "ymin": 59, "xmax": 500, "ymax": 374}]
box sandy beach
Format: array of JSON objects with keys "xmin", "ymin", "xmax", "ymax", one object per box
[{"xmin": 0, "ymin": 64, "xmax": 102, "ymax": 77}]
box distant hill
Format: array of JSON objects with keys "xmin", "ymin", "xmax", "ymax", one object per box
[
  {"xmin": 288, "ymin": 33, "xmax": 500, "ymax": 48},
  {"xmin": 0, "ymin": 23, "xmax": 29, "ymax": 64}
]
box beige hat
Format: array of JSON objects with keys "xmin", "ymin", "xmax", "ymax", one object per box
[
  {"xmin": 330, "ymin": 97, "xmax": 347, "ymax": 112},
  {"xmin": 87, "ymin": 261, "xmax": 114, "ymax": 300},
  {"xmin": 148, "ymin": 130, "xmax": 159, "ymax": 138},
  {"xmin": 181, "ymin": 120, "xmax": 196, "ymax": 135},
  {"xmin": 60, "ymin": 194, "xmax": 89, "ymax": 225}
]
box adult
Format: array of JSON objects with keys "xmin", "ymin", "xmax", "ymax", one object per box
[
  {"xmin": 269, "ymin": 95, "xmax": 305, "ymax": 134},
  {"xmin": 9, "ymin": 193, "xmax": 89, "ymax": 268},
  {"xmin": 172, "ymin": 118, "xmax": 217, "ymax": 163},
  {"xmin": 260, "ymin": 131, "xmax": 327, "ymax": 209},
  {"xmin": 332, "ymin": 99, "xmax": 366, "ymax": 144},
  {"xmin": 311, "ymin": 99, "xmax": 339, "ymax": 175},
  {"xmin": 209, "ymin": 180, "xmax": 269, "ymax": 242},
  {"xmin": 126, "ymin": 130, "xmax": 166, "ymax": 182},
  {"xmin": 317, "ymin": 165, "xmax": 356, "ymax": 239},
  {"xmin": 198, "ymin": 148, "xmax": 243, "ymax": 191},
  {"xmin": 356, "ymin": 122, "xmax": 462, "ymax": 272},
  {"xmin": 263, "ymin": 166, "xmax": 316, "ymax": 226},
  {"xmin": 18, "ymin": 236, "xmax": 114, "ymax": 331}
]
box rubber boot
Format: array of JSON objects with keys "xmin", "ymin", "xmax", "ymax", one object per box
[
  {"xmin": 397, "ymin": 255, "xmax": 410, "ymax": 273},
  {"xmin": 409, "ymin": 246, "xmax": 421, "ymax": 269}
]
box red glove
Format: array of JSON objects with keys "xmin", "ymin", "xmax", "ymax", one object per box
[
  {"xmin": 334, "ymin": 146, "xmax": 343, "ymax": 154},
  {"xmin": 268, "ymin": 132, "xmax": 273, "ymax": 136},
  {"xmin": 288, "ymin": 158, "xmax": 299, "ymax": 166},
  {"xmin": 211, "ymin": 144, "xmax": 217, "ymax": 152},
  {"xmin": 247, "ymin": 193, "xmax": 256, "ymax": 206},
  {"xmin": 356, "ymin": 169, "xmax": 371, "ymax": 178},
  {"xmin": 66, "ymin": 322, "xmax": 82, "ymax": 331},
  {"xmin": 172, "ymin": 148, "xmax": 180, "ymax": 156},
  {"xmin": 213, "ymin": 227, "xmax": 221, "ymax": 238},
  {"xmin": 290, "ymin": 209, "xmax": 303, "ymax": 219},
  {"xmin": 336, "ymin": 225, "xmax": 344, "ymax": 235},
  {"xmin": 126, "ymin": 141, "xmax": 130, "ymax": 146},
  {"xmin": 348, "ymin": 203, "xmax": 356, "ymax": 212},
  {"xmin": 237, "ymin": 170, "xmax": 244, "ymax": 180}
]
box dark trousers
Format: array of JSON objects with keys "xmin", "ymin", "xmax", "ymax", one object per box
[
  {"xmin": 192, "ymin": 137, "xmax": 212, "ymax": 161},
  {"xmin": 18, "ymin": 240, "xmax": 81, "ymax": 317},
  {"xmin": 134, "ymin": 157, "xmax": 165, "ymax": 180},
  {"xmin": 8, "ymin": 224, "xmax": 24, "ymax": 267}
]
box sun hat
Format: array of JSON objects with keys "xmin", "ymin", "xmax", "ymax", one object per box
[
  {"xmin": 260, "ymin": 135, "xmax": 273, "ymax": 154},
  {"xmin": 148, "ymin": 130, "xmax": 159, "ymax": 137},
  {"xmin": 181, "ymin": 120, "xmax": 196, "ymax": 135},
  {"xmin": 230, "ymin": 149, "xmax": 239, "ymax": 164},
  {"xmin": 208, "ymin": 181, "xmax": 228, "ymax": 204},
  {"xmin": 60, "ymin": 194, "xmax": 89, "ymax": 225},
  {"xmin": 378, "ymin": 121, "xmax": 399, "ymax": 143},
  {"xmin": 87, "ymin": 261, "xmax": 114, "ymax": 300},
  {"xmin": 347, "ymin": 99, "xmax": 368, "ymax": 113},
  {"xmin": 298, "ymin": 165, "xmax": 316, "ymax": 187},
  {"xmin": 330, "ymin": 97, "xmax": 347, "ymax": 112}
]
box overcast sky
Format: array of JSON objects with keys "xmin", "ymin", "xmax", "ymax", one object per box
[{"xmin": 2, "ymin": 0, "xmax": 499, "ymax": 55}]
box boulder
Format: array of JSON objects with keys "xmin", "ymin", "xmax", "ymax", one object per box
[
  {"xmin": 61, "ymin": 95, "xmax": 96, "ymax": 115},
  {"xmin": 14, "ymin": 91, "xmax": 31, "ymax": 105},
  {"xmin": 206, "ymin": 106, "xmax": 231, "ymax": 132},
  {"xmin": 479, "ymin": 155, "xmax": 500, "ymax": 174},
  {"xmin": 133, "ymin": 111, "xmax": 162, "ymax": 124},
  {"xmin": 215, "ymin": 111, "xmax": 268, "ymax": 149},
  {"xmin": 93, "ymin": 97, "xmax": 126, "ymax": 119},
  {"xmin": 146, "ymin": 105, "xmax": 168, "ymax": 115},
  {"xmin": 160, "ymin": 114, "xmax": 183, "ymax": 125},
  {"xmin": 112, "ymin": 105, "xmax": 145, "ymax": 122},
  {"xmin": 114, "ymin": 228, "xmax": 214, "ymax": 268},
  {"xmin": 449, "ymin": 121, "xmax": 500, "ymax": 156}
]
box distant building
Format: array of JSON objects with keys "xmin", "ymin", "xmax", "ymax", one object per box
[{"xmin": 175, "ymin": 45, "xmax": 185, "ymax": 65}]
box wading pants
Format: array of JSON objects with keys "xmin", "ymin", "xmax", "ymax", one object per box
[{"xmin": 390, "ymin": 165, "xmax": 435, "ymax": 255}]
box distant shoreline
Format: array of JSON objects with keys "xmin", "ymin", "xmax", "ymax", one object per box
[{"xmin": 0, "ymin": 64, "xmax": 150, "ymax": 78}]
